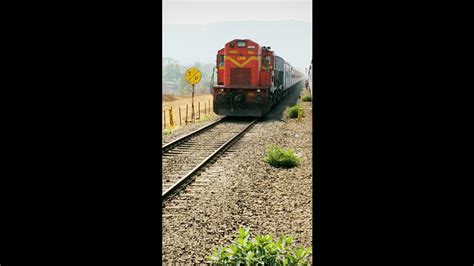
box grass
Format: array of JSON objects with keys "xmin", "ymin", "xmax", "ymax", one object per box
[
  {"xmin": 162, "ymin": 128, "xmax": 173, "ymax": 136},
  {"xmin": 286, "ymin": 104, "xmax": 304, "ymax": 119},
  {"xmin": 264, "ymin": 144, "xmax": 300, "ymax": 168},
  {"xmin": 198, "ymin": 113, "xmax": 215, "ymax": 123},
  {"xmin": 302, "ymin": 94, "xmax": 311, "ymax": 102},
  {"xmin": 206, "ymin": 227, "xmax": 312, "ymax": 265}
]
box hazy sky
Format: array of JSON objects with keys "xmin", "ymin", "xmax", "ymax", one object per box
[
  {"xmin": 163, "ymin": 0, "xmax": 312, "ymax": 70},
  {"xmin": 163, "ymin": 0, "xmax": 312, "ymax": 25}
]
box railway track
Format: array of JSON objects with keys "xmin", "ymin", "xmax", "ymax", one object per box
[{"xmin": 162, "ymin": 117, "xmax": 257, "ymax": 203}]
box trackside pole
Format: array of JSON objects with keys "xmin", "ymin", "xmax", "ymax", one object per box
[
  {"xmin": 186, "ymin": 104, "xmax": 188, "ymax": 125},
  {"xmin": 169, "ymin": 106, "xmax": 174, "ymax": 128},
  {"xmin": 184, "ymin": 67, "xmax": 201, "ymax": 124},
  {"xmin": 192, "ymin": 84, "xmax": 195, "ymax": 123}
]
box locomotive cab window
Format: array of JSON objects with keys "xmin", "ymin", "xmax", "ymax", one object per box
[
  {"xmin": 237, "ymin": 41, "xmax": 246, "ymax": 47},
  {"xmin": 218, "ymin": 55, "xmax": 224, "ymax": 66},
  {"xmin": 264, "ymin": 56, "xmax": 271, "ymax": 67}
]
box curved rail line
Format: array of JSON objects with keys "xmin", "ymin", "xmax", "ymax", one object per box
[{"xmin": 162, "ymin": 118, "xmax": 257, "ymax": 203}]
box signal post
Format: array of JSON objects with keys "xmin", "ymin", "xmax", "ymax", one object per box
[{"xmin": 185, "ymin": 67, "xmax": 202, "ymax": 124}]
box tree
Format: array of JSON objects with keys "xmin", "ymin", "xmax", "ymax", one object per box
[
  {"xmin": 162, "ymin": 59, "xmax": 216, "ymax": 95},
  {"xmin": 193, "ymin": 62, "xmax": 202, "ymax": 69},
  {"xmin": 177, "ymin": 76, "xmax": 191, "ymax": 96},
  {"xmin": 163, "ymin": 63, "xmax": 181, "ymax": 83}
]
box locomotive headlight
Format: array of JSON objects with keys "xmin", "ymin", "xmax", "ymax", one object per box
[
  {"xmin": 257, "ymin": 89, "xmax": 261, "ymax": 93},
  {"xmin": 221, "ymin": 89, "xmax": 224, "ymax": 92}
]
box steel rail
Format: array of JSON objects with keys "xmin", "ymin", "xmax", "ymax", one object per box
[
  {"xmin": 162, "ymin": 116, "xmax": 226, "ymax": 154},
  {"xmin": 162, "ymin": 119, "xmax": 257, "ymax": 203}
]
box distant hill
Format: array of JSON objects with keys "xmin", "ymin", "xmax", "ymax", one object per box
[{"xmin": 163, "ymin": 20, "xmax": 312, "ymax": 71}]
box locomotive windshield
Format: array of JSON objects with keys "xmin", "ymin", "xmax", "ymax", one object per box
[{"xmin": 237, "ymin": 41, "xmax": 246, "ymax": 47}]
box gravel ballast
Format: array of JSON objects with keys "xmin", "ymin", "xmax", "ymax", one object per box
[{"xmin": 162, "ymin": 84, "xmax": 313, "ymax": 264}]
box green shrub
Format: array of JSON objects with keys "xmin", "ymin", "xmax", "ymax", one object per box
[
  {"xmin": 206, "ymin": 227, "xmax": 312, "ymax": 265},
  {"xmin": 264, "ymin": 144, "xmax": 300, "ymax": 168},
  {"xmin": 302, "ymin": 95, "xmax": 311, "ymax": 102},
  {"xmin": 286, "ymin": 104, "xmax": 300, "ymax": 118},
  {"xmin": 162, "ymin": 128, "xmax": 173, "ymax": 136}
]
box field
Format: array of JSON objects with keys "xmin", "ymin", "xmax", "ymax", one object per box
[{"xmin": 162, "ymin": 94, "xmax": 215, "ymax": 129}]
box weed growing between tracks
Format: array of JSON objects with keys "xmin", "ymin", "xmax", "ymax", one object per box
[
  {"xmin": 206, "ymin": 227, "xmax": 312, "ymax": 265},
  {"xmin": 302, "ymin": 94, "xmax": 312, "ymax": 102},
  {"xmin": 264, "ymin": 144, "xmax": 300, "ymax": 168}
]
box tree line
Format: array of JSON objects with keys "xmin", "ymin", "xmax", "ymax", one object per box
[{"xmin": 162, "ymin": 57, "xmax": 215, "ymax": 96}]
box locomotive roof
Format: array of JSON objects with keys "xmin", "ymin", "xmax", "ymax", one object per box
[{"xmin": 226, "ymin": 39, "xmax": 258, "ymax": 45}]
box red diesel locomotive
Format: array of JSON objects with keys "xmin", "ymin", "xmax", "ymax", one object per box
[{"xmin": 213, "ymin": 39, "xmax": 304, "ymax": 117}]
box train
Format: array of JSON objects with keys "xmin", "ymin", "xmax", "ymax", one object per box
[
  {"xmin": 307, "ymin": 59, "xmax": 313, "ymax": 100},
  {"xmin": 212, "ymin": 39, "xmax": 305, "ymax": 117}
]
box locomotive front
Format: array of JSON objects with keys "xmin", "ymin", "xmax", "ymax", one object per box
[{"xmin": 213, "ymin": 39, "xmax": 274, "ymax": 117}]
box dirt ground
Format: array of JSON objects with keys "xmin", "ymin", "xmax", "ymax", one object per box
[{"xmin": 162, "ymin": 94, "xmax": 214, "ymax": 130}]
